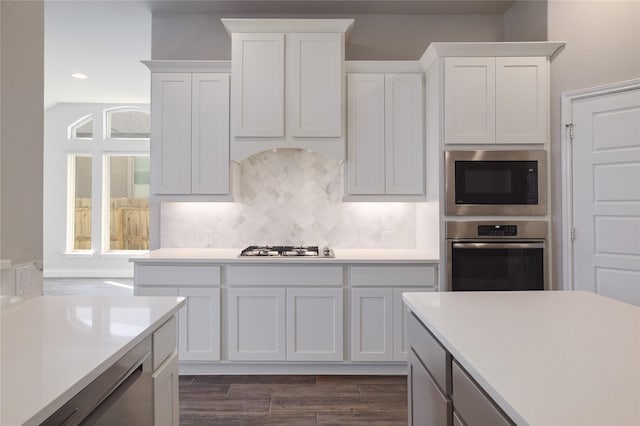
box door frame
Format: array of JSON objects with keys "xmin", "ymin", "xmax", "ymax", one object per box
[{"xmin": 560, "ymin": 78, "xmax": 640, "ymax": 291}]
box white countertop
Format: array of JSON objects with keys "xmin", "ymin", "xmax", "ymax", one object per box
[
  {"xmin": 403, "ymin": 291, "xmax": 640, "ymax": 425},
  {"xmin": 1, "ymin": 295, "xmax": 186, "ymax": 426},
  {"xmin": 129, "ymin": 248, "xmax": 438, "ymax": 264}
]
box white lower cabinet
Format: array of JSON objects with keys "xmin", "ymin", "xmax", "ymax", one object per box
[
  {"xmin": 286, "ymin": 288, "xmax": 343, "ymax": 361},
  {"xmin": 178, "ymin": 287, "xmax": 220, "ymax": 361},
  {"xmin": 227, "ymin": 288, "xmax": 286, "ymax": 361},
  {"xmin": 136, "ymin": 286, "xmax": 221, "ymax": 362},
  {"xmin": 351, "ymin": 288, "xmax": 394, "ymax": 361},
  {"xmin": 152, "ymin": 352, "xmax": 179, "ymax": 426},
  {"xmin": 228, "ymin": 287, "xmax": 343, "ymax": 361},
  {"xmin": 393, "ymin": 287, "xmax": 414, "ymax": 361}
]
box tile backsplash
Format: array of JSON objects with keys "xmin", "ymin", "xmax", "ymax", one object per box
[{"xmin": 161, "ymin": 149, "xmax": 418, "ymax": 248}]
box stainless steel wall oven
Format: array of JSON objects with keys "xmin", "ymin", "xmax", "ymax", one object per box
[
  {"xmin": 445, "ymin": 150, "xmax": 547, "ymax": 216},
  {"xmin": 446, "ymin": 221, "xmax": 548, "ymax": 291}
]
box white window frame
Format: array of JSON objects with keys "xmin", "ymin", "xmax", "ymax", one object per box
[{"xmin": 66, "ymin": 106, "xmax": 150, "ymax": 256}]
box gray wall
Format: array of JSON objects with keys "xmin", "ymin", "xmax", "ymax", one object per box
[
  {"xmin": 548, "ymin": 0, "xmax": 640, "ymax": 289},
  {"xmin": 152, "ymin": 13, "xmax": 505, "ymax": 60},
  {"xmin": 503, "ymin": 0, "xmax": 547, "ymax": 41},
  {"xmin": 1, "ymin": 1, "xmax": 44, "ymax": 266}
]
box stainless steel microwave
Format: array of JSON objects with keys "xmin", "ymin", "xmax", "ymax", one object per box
[{"xmin": 445, "ymin": 150, "xmax": 547, "ymax": 216}]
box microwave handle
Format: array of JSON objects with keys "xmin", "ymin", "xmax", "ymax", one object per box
[{"xmin": 452, "ymin": 242, "xmax": 545, "ymax": 250}]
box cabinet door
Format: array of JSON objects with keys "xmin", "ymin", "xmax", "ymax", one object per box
[
  {"xmin": 191, "ymin": 73, "xmax": 230, "ymax": 194},
  {"xmin": 152, "ymin": 352, "xmax": 179, "ymax": 426},
  {"xmin": 178, "ymin": 287, "xmax": 221, "ymax": 361},
  {"xmin": 286, "ymin": 288, "xmax": 344, "ymax": 361},
  {"xmin": 444, "ymin": 58, "xmax": 496, "ymax": 144},
  {"xmin": 231, "ymin": 33, "xmax": 284, "ymax": 137},
  {"xmin": 228, "ymin": 288, "xmax": 286, "ymax": 361},
  {"xmin": 496, "ymin": 57, "xmax": 548, "ymax": 144},
  {"xmin": 393, "ymin": 288, "xmax": 417, "ymax": 362},
  {"xmin": 287, "ymin": 33, "xmax": 343, "ymax": 137},
  {"xmin": 350, "ymin": 288, "xmax": 393, "ymax": 362},
  {"xmin": 385, "ymin": 74, "xmax": 424, "ymax": 194},
  {"xmin": 151, "ymin": 73, "xmax": 192, "ymax": 193},
  {"xmin": 408, "ymin": 349, "xmax": 452, "ymax": 426},
  {"xmin": 346, "ymin": 74, "xmax": 385, "ymax": 194}
]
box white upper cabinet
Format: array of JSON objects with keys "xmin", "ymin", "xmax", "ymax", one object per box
[
  {"xmin": 192, "ymin": 73, "xmax": 230, "ymax": 194},
  {"xmin": 444, "ymin": 58, "xmax": 496, "ymax": 144},
  {"xmin": 495, "ymin": 57, "xmax": 548, "ymax": 144},
  {"xmin": 346, "ymin": 73, "xmax": 424, "ymax": 196},
  {"xmin": 385, "ymin": 74, "xmax": 424, "ymax": 194},
  {"xmin": 231, "ymin": 33, "xmax": 285, "ymax": 137},
  {"xmin": 151, "ymin": 73, "xmax": 192, "ymax": 194},
  {"xmin": 223, "ymin": 19, "xmax": 353, "ymax": 160},
  {"xmin": 347, "ymin": 74, "xmax": 386, "ymax": 194},
  {"xmin": 149, "ymin": 68, "xmax": 231, "ymax": 196},
  {"xmin": 444, "ymin": 56, "xmax": 548, "ymax": 145},
  {"xmin": 287, "ymin": 33, "xmax": 343, "ymax": 137}
]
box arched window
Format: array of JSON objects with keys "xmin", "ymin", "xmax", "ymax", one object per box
[
  {"xmin": 68, "ymin": 114, "xmax": 94, "ymax": 140},
  {"xmin": 104, "ymin": 107, "xmax": 150, "ymax": 140},
  {"xmin": 66, "ymin": 106, "xmax": 150, "ymax": 254}
]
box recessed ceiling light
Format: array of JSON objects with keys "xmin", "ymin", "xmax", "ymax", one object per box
[{"xmin": 71, "ymin": 73, "xmax": 88, "ymax": 79}]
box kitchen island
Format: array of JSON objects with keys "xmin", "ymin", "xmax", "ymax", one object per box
[
  {"xmin": 403, "ymin": 291, "xmax": 640, "ymax": 425},
  {"xmin": 1, "ymin": 295, "xmax": 185, "ymax": 426}
]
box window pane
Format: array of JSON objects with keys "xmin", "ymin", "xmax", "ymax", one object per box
[
  {"xmin": 107, "ymin": 155, "xmax": 150, "ymax": 251},
  {"xmin": 73, "ymin": 155, "xmax": 92, "ymax": 250},
  {"xmin": 69, "ymin": 115, "xmax": 93, "ymax": 140},
  {"xmin": 107, "ymin": 109, "xmax": 150, "ymax": 139}
]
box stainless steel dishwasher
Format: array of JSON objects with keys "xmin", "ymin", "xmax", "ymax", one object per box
[{"xmin": 42, "ymin": 336, "xmax": 153, "ymax": 425}]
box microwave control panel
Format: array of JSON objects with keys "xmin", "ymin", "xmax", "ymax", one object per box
[{"xmin": 477, "ymin": 225, "xmax": 517, "ymax": 237}]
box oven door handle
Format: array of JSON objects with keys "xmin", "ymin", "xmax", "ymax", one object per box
[{"xmin": 452, "ymin": 242, "xmax": 545, "ymax": 249}]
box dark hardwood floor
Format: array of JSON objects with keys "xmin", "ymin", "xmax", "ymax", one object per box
[{"xmin": 179, "ymin": 375, "xmax": 408, "ymax": 425}]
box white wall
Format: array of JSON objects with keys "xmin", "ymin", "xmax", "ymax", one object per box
[
  {"xmin": 0, "ymin": 1, "xmax": 44, "ymax": 295},
  {"xmin": 503, "ymin": 0, "xmax": 547, "ymax": 41},
  {"xmin": 152, "ymin": 13, "xmax": 505, "ymax": 60},
  {"xmin": 548, "ymin": 0, "xmax": 640, "ymax": 289}
]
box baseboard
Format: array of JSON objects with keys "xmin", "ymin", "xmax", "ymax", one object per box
[
  {"xmin": 44, "ymin": 268, "xmax": 134, "ymax": 278},
  {"xmin": 179, "ymin": 362, "xmax": 408, "ymax": 375}
]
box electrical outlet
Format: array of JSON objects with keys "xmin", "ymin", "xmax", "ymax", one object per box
[
  {"xmin": 15, "ymin": 265, "xmax": 31, "ymax": 296},
  {"xmin": 205, "ymin": 230, "xmax": 214, "ymax": 247},
  {"xmin": 381, "ymin": 230, "xmax": 391, "ymax": 247}
]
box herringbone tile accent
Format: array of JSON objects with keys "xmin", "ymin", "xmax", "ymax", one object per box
[{"xmin": 161, "ymin": 149, "xmax": 417, "ymax": 248}]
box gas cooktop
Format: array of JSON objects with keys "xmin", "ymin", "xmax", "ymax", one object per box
[{"xmin": 240, "ymin": 245, "xmax": 334, "ymax": 258}]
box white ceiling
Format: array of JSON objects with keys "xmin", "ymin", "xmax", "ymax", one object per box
[{"xmin": 44, "ymin": 0, "xmax": 515, "ymax": 109}]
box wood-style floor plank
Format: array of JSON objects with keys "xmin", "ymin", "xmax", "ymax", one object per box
[{"xmin": 179, "ymin": 375, "xmax": 408, "ymax": 425}]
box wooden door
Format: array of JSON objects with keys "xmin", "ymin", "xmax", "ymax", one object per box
[{"xmin": 571, "ymin": 86, "xmax": 640, "ymax": 306}]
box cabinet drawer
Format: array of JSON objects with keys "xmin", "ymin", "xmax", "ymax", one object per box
[
  {"xmin": 153, "ymin": 316, "xmax": 177, "ymax": 371},
  {"xmin": 452, "ymin": 360, "xmax": 513, "ymax": 426},
  {"xmin": 408, "ymin": 313, "xmax": 451, "ymax": 395},
  {"xmin": 350, "ymin": 265, "xmax": 436, "ymax": 287},
  {"xmin": 228, "ymin": 266, "xmax": 343, "ymax": 286},
  {"xmin": 135, "ymin": 264, "xmax": 220, "ymax": 286},
  {"xmin": 409, "ymin": 348, "xmax": 452, "ymax": 426}
]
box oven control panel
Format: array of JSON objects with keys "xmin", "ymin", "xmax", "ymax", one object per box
[{"xmin": 477, "ymin": 225, "xmax": 517, "ymax": 237}]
